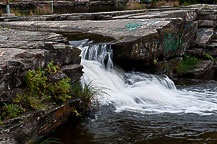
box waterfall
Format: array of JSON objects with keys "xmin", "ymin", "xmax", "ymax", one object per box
[{"xmin": 70, "ymin": 40, "xmax": 217, "ymax": 115}]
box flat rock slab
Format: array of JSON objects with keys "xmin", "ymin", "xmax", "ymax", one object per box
[
  {"xmin": 0, "ymin": 28, "xmax": 66, "ymax": 49},
  {"xmin": 1, "ymin": 19, "xmax": 171, "ymax": 43},
  {"xmin": 1, "ymin": 17, "xmax": 197, "ymax": 63}
]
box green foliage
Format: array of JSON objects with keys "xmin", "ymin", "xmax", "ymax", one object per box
[
  {"xmin": 0, "ymin": 61, "xmax": 99, "ymax": 126},
  {"xmin": 153, "ymin": 59, "xmax": 158, "ymax": 64},
  {"xmin": 0, "ymin": 103, "xmax": 24, "ymax": 121},
  {"xmin": 71, "ymin": 82, "xmax": 100, "ymax": 112},
  {"xmin": 175, "ymin": 55, "xmax": 200, "ymax": 74},
  {"xmin": 46, "ymin": 61, "xmax": 60, "ymax": 74},
  {"xmin": 4, "ymin": 103, "xmax": 20, "ymax": 118},
  {"xmin": 202, "ymin": 52, "xmax": 214, "ymax": 60},
  {"xmin": 0, "ymin": 62, "xmax": 75, "ymax": 122},
  {"xmin": 17, "ymin": 62, "xmax": 72, "ymax": 110}
]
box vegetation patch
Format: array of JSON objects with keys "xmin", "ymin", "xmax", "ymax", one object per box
[
  {"xmin": 0, "ymin": 62, "xmax": 98, "ymax": 124},
  {"xmin": 175, "ymin": 55, "xmax": 200, "ymax": 74}
]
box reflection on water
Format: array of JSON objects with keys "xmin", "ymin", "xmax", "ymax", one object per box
[{"xmin": 50, "ymin": 101, "xmax": 217, "ymax": 144}]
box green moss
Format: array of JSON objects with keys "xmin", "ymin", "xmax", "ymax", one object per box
[{"xmin": 175, "ymin": 55, "xmax": 200, "ymax": 74}]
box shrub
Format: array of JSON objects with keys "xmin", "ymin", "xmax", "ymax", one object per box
[
  {"xmin": 175, "ymin": 55, "xmax": 200, "ymax": 74},
  {"xmin": 16, "ymin": 62, "xmax": 73, "ymax": 110},
  {"xmin": 0, "ymin": 62, "xmax": 73, "ymax": 121}
]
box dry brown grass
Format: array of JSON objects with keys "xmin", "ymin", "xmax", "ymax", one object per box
[
  {"xmin": 35, "ymin": 4, "xmax": 53, "ymax": 15},
  {"xmin": 155, "ymin": 0, "xmax": 180, "ymax": 8},
  {"xmin": 126, "ymin": 0, "xmax": 145, "ymax": 10}
]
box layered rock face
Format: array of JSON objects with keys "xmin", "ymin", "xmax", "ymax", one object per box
[
  {"xmin": 0, "ymin": 5, "xmax": 217, "ymax": 86},
  {"xmin": 0, "ymin": 29, "xmax": 83, "ymax": 143},
  {"xmin": 0, "ymin": 28, "xmax": 82, "ymax": 105}
]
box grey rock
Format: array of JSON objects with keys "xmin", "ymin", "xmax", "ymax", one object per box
[
  {"xmin": 197, "ymin": 15, "xmax": 217, "ymax": 20},
  {"xmin": 61, "ymin": 64, "xmax": 83, "ymax": 82},
  {"xmin": 187, "ymin": 60, "xmax": 214, "ymax": 77},
  {"xmin": 0, "ymin": 29, "xmax": 82, "ymax": 103},
  {"xmin": 197, "ymin": 20, "xmax": 214, "ymax": 27},
  {"xmin": 193, "ymin": 28, "xmax": 214, "ymax": 47}
]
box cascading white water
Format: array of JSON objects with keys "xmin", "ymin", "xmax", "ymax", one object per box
[{"xmin": 70, "ymin": 40, "xmax": 217, "ymax": 115}]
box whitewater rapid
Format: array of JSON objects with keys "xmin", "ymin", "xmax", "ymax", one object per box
[{"xmin": 70, "ymin": 40, "xmax": 217, "ymax": 115}]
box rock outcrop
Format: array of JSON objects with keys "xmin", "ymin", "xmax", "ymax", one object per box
[
  {"xmin": 0, "ymin": 28, "xmax": 83, "ymax": 143},
  {"xmin": 0, "ymin": 28, "xmax": 82, "ymax": 104}
]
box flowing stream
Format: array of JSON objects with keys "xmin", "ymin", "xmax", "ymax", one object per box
[
  {"xmin": 78, "ymin": 40, "xmax": 217, "ymax": 116},
  {"xmin": 51, "ymin": 40, "xmax": 217, "ymax": 144}
]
